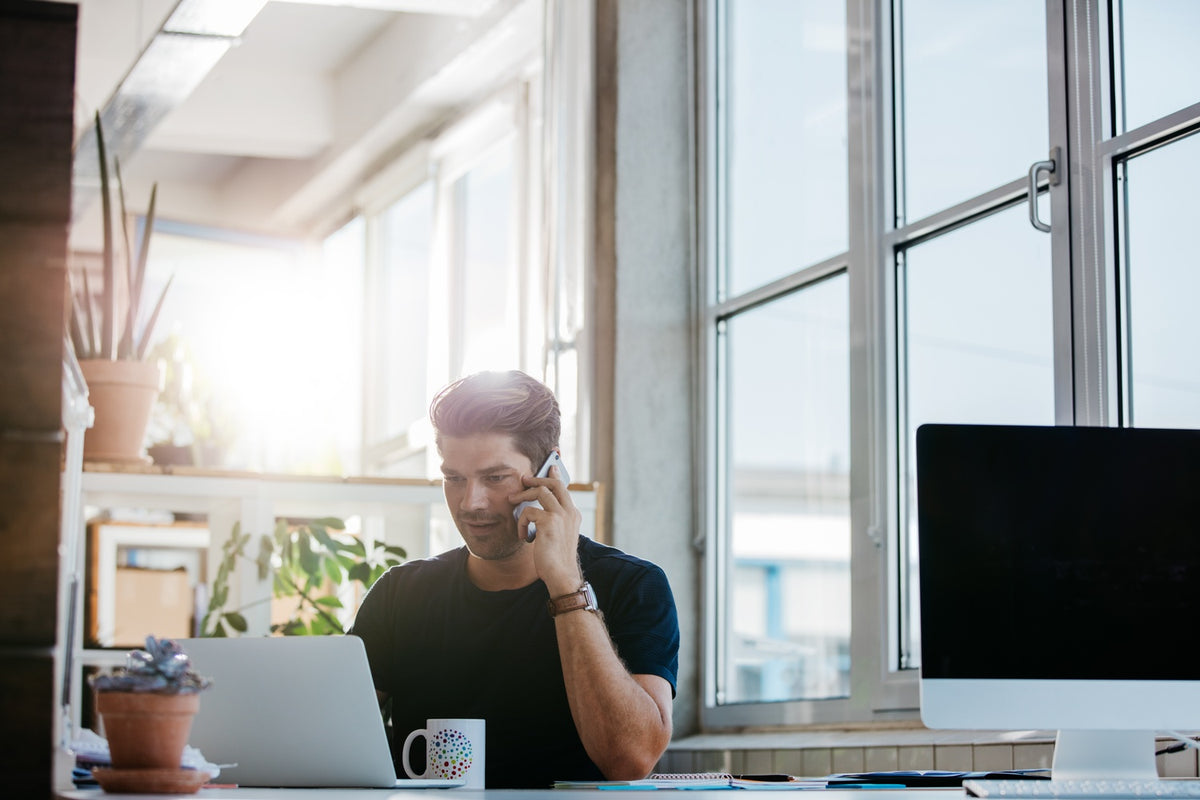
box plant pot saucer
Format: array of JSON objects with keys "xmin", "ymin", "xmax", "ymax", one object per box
[
  {"xmin": 92, "ymin": 767, "xmax": 210, "ymax": 794},
  {"xmin": 84, "ymin": 452, "xmax": 154, "ymax": 465}
]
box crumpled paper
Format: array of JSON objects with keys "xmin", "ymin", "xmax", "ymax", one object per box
[{"xmin": 70, "ymin": 728, "xmax": 223, "ymax": 779}]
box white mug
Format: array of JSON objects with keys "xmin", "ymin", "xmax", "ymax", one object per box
[{"xmin": 401, "ymin": 718, "xmax": 485, "ymax": 788}]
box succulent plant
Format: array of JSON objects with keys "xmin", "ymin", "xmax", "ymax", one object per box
[{"xmin": 90, "ymin": 635, "xmax": 212, "ymax": 694}]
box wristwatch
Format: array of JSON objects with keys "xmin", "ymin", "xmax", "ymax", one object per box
[{"xmin": 547, "ymin": 581, "xmax": 598, "ymax": 617}]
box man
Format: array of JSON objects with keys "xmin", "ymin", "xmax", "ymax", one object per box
[{"xmin": 349, "ymin": 370, "xmax": 679, "ymax": 789}]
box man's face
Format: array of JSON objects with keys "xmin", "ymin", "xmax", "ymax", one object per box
[{"xmin": 439, "ymin": 432, "xmax": 534, "ymax": 561}]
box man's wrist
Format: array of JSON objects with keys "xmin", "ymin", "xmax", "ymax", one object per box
[
  {"xmin": 547, "ymin": 581, "xmax": 598, "ymax": 617},
  {"xmin": 542, "ymin": 559, "xmax": 585, "ymax": 598}
]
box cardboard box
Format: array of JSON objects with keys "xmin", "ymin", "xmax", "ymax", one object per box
[{"xmin": 111, "ymin": 567, "xmax": 193, "ymax": 647}]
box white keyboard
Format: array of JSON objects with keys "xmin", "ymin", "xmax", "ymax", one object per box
[{"xmin": 964, "ymin": 779, "xmax": 1200, "ymax": 798}]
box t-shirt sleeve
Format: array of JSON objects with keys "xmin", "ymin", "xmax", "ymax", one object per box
[
  {"xmin": 597, "ymin": 562, "xmax": 680, "ymax": 696},
  {"xmin": 346, "ymin": 565, "xmax": 401, "ymax": 695}
]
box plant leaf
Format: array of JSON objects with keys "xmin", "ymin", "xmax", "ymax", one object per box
[
  {"xmin": 224, "ymin": 611, "xmax": 248, "ymax": 632},
  {"xmin": 256, "ymin": 547, "xmax": 273, "ymax": 581},
  {"xmin": 278, "ymin": 619, "xmax": 306, "ymax": 636},
  {"xmin": 134, "ymin": 272, "xmax": 173, "ymax": 360},
  {"xmin": 315, "ymin": 595, "xmax": 343, "ymax": 608},
  {"xmin": 347, "ymin": 561, "xmax": 370, "ymax": 583},
  {"xmin": 130, "ymin": 183, "xmax": 161, "ymax": 358},
  {"xmin": 298, "ymin": 534, "xmax": 319, "ymax": 576},
  {"xmin": 130, "ymin": 184, "xmax": 155, "ymax": 330},
  {"xmin": 310, "ymin": 526, "xmax": 338, "ymax": 553},
  {"xmin": 66, "ymin": 278, "xmax": 89, "ymax": 359},
  {"xmin": 80, "ymin": 268, "xmax": 99, "ymax": 358},
  {"xmin": 94, "ymin": 112, "xmax": 116, "ymax": 359},
  {"xmin": 115, "ymin": 158, "xmax": 134, "ymax": 358}
]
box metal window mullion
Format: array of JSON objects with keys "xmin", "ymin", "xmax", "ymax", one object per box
[
  {"xmin": 850, "ymin": 0, "xmax": 916, "ymax": 711},
  {"xmin": 1045, "ymin": 0, "xmax": 1079, "ymax": 426},
  {"xmin": 1114, "ymin": 157, "xmax": 1133, "ymax": 425},
  {"xmin": 1060, "ymin": 0, "xmax": 1112, "ymax": 426},
  {"xmin": 361, "ymin": 214, "xmax": 384, "ymax": 470},
  {"xmin": 884, "ymin": 176, "xmax": 1031, "ymax": 251},
  {"xmin": 699, "ymin": 0, "xmax": 729, "ymax": 718},
  {"xmin": 712, "ymin": 253, "xmax": 848, "ymax": 320},
  {"xmin": 1096, "ymin": 101, "xmax": 1200, "ymax": 161}
]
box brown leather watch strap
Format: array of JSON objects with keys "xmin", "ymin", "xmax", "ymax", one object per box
[{"xmin": 547, "ymin": 581, "xmax": 598, "ymax": 617}]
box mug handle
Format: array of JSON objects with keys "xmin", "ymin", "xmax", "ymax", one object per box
[{"xmin": 401, "ymin": 727, "xmax": 429, "ymax": 779}]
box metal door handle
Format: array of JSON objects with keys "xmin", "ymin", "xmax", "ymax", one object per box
[{"xmin": 1027, "ymin": 147, "xmax": 1061, "ymax": 233}]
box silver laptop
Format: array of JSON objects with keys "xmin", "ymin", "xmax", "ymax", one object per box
[{"xmin": 178, "ymin": 636, "xmax": 461, "ymax": 788}]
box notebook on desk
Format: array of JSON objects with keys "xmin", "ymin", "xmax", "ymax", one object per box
[{"xmin": 178, "ymin": 636, "xmax": 462, "ymax": 788}]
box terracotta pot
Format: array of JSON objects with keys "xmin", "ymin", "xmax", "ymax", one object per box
[
  {"xmin": 96, "ymin": 691, "xmax": 200, "ymax": 769},
  {"xmin": 80, "ymin": 359, "xmax": 161, "ymax": 464}
]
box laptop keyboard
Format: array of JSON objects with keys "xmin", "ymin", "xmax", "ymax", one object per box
[{"xmin": 963, "ymin": 779, "xmax": 1200, "ymax": 798}]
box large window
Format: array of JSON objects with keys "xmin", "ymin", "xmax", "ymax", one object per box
[
  {"xmin": 701, "ymin": 0, "xmax": 1200, "ymax": 727},
  {"xmin": 355, "ymin": 104, "xmax": 528, "ymax": 478},
  {"xmin": 348, "ymin": 79, "xmax": 590, "ymax": 481}
]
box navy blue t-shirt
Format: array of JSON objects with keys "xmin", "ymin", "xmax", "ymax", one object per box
[{"xmin": 347, "ymin": 536, "xmax": 679, "ymax": 789}]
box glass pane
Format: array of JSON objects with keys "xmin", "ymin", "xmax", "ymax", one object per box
[
  {"xmin": 898, "ymin": 0, "xmax": 1046, "ymax": 221},
  {"xmin": 899, "ymin": 204, "xmax": 1055, "ymax": 667},
  {"xmin": 459, "ymin": 143, "xmax": 518, "ymax": 374},
  {"xmin": 721, "ymin": 274, "xmax": 850, "ymax": 703},
  {"xmin": 723, "ymin": 0, "xmax": 847, "ymax": 297},
  {"xmin": 379, "ymin": 181, "xmax": 434, "ymax": 447},
  {"xmin": 1118, "ymin": 1, "xmax": 1200, "ymax": 133},
  {"xmin": 1122, "ymin": 132, "xmax": 1200, "ymax": 429}
]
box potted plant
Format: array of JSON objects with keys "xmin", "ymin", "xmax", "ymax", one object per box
[
  {"xmin": 201, "ymin": 517, "xmax": 406, "ymax": 637},
  {"xmin": 89, "ymin": 635, "xmax": 212, "ymax": 791},
  {"xmin": 67, "ymin": 111, "xmax": 173, "ymax": 464}
]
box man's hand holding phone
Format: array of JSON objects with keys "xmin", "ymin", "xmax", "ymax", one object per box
[
  {"xmin": 512, "ymin": 450, "xmax": 584, "ymax": 594},
  {"xmin": 513, "ymin": 451, "xmax": 571, "ymax": 542}
]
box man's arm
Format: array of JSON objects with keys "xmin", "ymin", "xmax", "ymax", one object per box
[
  {"xmin": 514, "ymin": 466, "xmax": 674, "ymax": 779},
  {"xmin": 553, "ymin": 609, "xmax": 673, "ymax": 779}
]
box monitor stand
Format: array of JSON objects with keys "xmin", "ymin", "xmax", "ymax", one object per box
[{"xmin": 1052, "ymin": 730, "xmax": 1159, "ymax": 782}]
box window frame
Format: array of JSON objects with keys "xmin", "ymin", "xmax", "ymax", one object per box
[{"xmin": 698, "ymin": 0, "xmax": 1200, "ymax": 730}]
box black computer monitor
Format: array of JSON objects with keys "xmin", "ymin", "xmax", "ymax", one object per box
[{"xmin": 916, "ymin": 423, "xmax": 1200, "ymax": 781}]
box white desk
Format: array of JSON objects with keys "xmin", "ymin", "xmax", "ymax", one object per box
[{"xmin": 57, "ymin": 788, "xmax": 961, "ymax": 799}]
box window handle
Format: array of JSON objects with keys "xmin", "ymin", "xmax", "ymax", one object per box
[{"xmin": 1027, "ymin": 147, "xmax": 1061, "ymax": 233}]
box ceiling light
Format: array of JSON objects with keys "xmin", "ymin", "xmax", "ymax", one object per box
[{"xmin": 72, "ymin": 0, "xmax": 268, "ymax": 220}]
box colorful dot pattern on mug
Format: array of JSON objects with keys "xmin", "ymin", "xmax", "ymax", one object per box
[{"xmin": 429, "ymin": 729, "xmax": 473, "ymax": 780}]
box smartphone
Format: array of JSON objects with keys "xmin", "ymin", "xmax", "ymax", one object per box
[{"xmin": 513, "ymin": 451, "xmax": 571, "ymax": 542}]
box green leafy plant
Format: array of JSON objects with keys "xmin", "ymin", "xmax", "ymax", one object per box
[
  {"xmin": 67, "ymin": 111, "xmax": 173, "ymax": 361},
  {"xmin": 89, "ymin": 635, "xmax": 212, "ymax": 694},
  {"xmin": 201, "ymin": 517, "xmax": 405, "ymax": 638}
]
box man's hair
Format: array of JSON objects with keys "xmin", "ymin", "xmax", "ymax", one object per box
[{"xmin": 429, "ymin": 370, "xmax": 561, "ymax": 468}]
